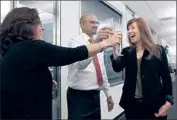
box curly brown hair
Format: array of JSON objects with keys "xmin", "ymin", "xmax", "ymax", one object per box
[{"xmin": 0, "ymin": 7, "xmax": 41, "ymax": 56}]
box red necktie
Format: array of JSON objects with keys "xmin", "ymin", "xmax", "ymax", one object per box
[{"xmin": 88, "ymin": 39, "xmax": 103, "ymax": 86}]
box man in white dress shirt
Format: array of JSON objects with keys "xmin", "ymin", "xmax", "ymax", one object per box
[{"xmin": 67, "ymin": 13, "xmax": 114, "ymax": 120}]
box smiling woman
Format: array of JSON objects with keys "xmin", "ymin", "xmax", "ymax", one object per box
[{"xmin": 111, "ymin": 17, "xmax": 173, "ymax": 120}]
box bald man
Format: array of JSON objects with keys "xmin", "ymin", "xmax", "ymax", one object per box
[{"xmin": 67, "ymin": 13, "xmax": 114, "ymax": 119}]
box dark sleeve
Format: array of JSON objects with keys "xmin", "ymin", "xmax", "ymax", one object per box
[
  {"xmin": 110, "ymin": 48, "xmax": 126, "ymax": 72},
  {"xmin": 159, "ymin": 45, "xmax": 173, "ymax": 97},
  {"xmin": 30, "ymin": 40, "xmax": 88, "ymax": 66}
]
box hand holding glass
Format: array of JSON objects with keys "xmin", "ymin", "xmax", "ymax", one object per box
[{"xmin": 113, "ymin": 24, "xmax": 124, "ymax": 56}]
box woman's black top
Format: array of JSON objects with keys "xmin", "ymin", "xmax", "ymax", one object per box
[{"xmin": 0, "ymin": 40, "xmax": 88, "ymax": 119}]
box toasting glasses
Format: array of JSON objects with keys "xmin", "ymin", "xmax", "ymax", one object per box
[
  {"xmin": 100, "ymin": 18, "xmax": 124, "ymax": 56},
  {"xmin": 113, "ymin": 23, "xmax": 124, "ymax": 56}
]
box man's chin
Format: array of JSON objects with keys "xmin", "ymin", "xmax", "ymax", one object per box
[{"xmin": 92, "ymin": 32, "xmax": 97, "ymax": 35}]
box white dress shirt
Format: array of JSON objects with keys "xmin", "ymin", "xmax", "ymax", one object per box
[{"xmin": 67, "ymin": 33, "xmax": 111, "ymax": 97}]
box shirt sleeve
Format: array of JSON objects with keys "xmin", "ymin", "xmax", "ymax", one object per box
[
  {"xmin": 68, "ymin": 38, "xmax": 93, "ymax": 69},
  {"xmin": 100, "ymin": 53, "xmax": 111, "ymax": 97},
  {"xmin": 29, "ymin": 40, "xmax": 89, "ymax": 66}
]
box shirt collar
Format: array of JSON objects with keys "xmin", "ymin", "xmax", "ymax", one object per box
[{"xmin": 81, "ymin": 33, "xmax": 92, "ymax": 43}]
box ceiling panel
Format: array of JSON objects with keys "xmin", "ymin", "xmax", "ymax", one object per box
[
  {"xmin": 146, "ymin": 1, "xmax": 176, "ymax": 19},
  {"xmin": 122, "ymin": 1, "xmax": 162, "ymax": 32},
  {"xmin": 123, "ymin": 1, "xmax": 176, "ymax": 47}
]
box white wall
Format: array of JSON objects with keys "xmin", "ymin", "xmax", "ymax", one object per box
[
  {"xmin": 60, "ymin": 1, "xmax": 81, "ymax": 119},
  {"xmin": 60, "ymin": 1, "xmax": 127, "ymax": 119}
]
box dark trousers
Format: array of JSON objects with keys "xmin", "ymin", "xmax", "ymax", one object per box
[
  {"xmin": 124, "ymin": 98, "xmax": 167, "ymax": 120},
  {"xmin": 67, "ymin": 87, "xmax": 101, "ymax": 120}
]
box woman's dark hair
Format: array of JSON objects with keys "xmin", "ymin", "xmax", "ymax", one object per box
[{"xmin": 0, "ymin": 7, "xmax": 41, "ymax": 56}]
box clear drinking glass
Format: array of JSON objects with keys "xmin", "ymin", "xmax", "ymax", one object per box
[
  {"xmin": 113, "ymin": 23, "xmax": 124, "ymax": 56},
  {"xmin": 97, "ymin": 18, "xmax": 124, "ymax": 55},
  {"xmin": 105, "ymin": 18, "xmax": 114, "ymax": 31},
  {"xmin": 97, "ymin": 18, "xmax": 115, "ymax": 51}
]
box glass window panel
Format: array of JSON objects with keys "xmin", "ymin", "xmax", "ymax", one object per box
[{"xmin": 126, "ymin": 7, "xmax": 135, "ymax": 22}]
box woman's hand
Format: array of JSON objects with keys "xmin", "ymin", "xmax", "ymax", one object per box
[
  {"xmin": 52, "ymin": 80, "xmax": 57, "ymax": 90},
  {"xmin": 113, "ymin": 45, "xmax": 119, "ymax": 60},
  {"xmin": 155, "ymin": 101, "xmax": 171, "ymax": 117},
  {"xmin": 114, "ymin": 30, "xmax": 122, "ymax": 46}
]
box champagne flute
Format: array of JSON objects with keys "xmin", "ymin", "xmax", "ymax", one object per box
[
  {"xmin": 113, "ymin": 23, "xmax": 124, "ymax": 56},
  {"xmin": 102, "ymin": 18, "xmax": 115, "ymax": 51}
]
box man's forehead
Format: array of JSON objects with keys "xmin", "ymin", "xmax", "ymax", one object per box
[{"xmin": 84, "ymin": 15, "xmax": 97, "ymax": 21}]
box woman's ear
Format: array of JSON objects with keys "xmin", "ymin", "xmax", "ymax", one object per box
[{"xmin": 33, "ymin": 24, "xmax": 43, "ymax": 40}]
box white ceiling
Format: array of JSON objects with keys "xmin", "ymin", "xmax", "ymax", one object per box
[
  {"xmin": 18, "ymin": 1, "xmax": 54, "ymax": 22},
  {"xmin": 122, "ymin": 1, "xmax": 176, "ymax": 47},
  {"xmin": 1, "ymin": 1, "xmax": 176, "ymax": 48}
]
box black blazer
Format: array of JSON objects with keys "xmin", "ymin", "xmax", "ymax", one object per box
[
  {"xmin": 0, "ymin": 40, "xmax": 88, "ymax": 119},
  {"xmin": 110, "ymin": 45, "xmax": 172, "ymax": 112}
]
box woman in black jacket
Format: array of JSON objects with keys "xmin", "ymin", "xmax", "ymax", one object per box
[
  {"xmin": 110, "ymin": 17, "xmax": 173, "ymax": 120},
  {"xmin": 0, "ymin": 7, "xmax": 121, "ymax": 119}
]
